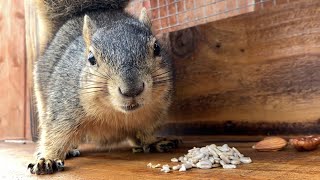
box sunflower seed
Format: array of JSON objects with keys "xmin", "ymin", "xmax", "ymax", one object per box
[
  {"xmin": 171, "ymin": 158, "xmax": 179, "ymax": 162},
  {"xmin": 161, "ymin": 165, "xmax": 170, "ymax": 173},
  {"xmin": 182, "ymin": 163, "xmax": 193, "ymax": 169},
  {"xmin": 172, "ymin": 165, "xmax": 181, "ymax": 170},
  {"xmin": 231, "ymin": 160, "xmax": 241, "ymax": 165},
  {"xmin": 232, "ymin": 147, "xmax": 244, "ymax": 158},
  {"xmin": 220, "ymin": 154, "xmax": 231, "ymax": 164},
  {"xmin": 240, "ymin": 157, "xmax": 252, "ymax": 164},
  {"xmin": 196, "ymin": 160, "xmax": 212, "ymax": 169},
  {"xmin": 212, "ymin": 163, "xmax": 221, "ymax": 168},
  {"xmin": 179, "ymin": 165, "xmax": 187, "ymax": 172},
  {"xmin": 223, "ymin": 164, "xmax": 237, "ymax": 169},
  {"xmin": 152, "ymin": 164, "xmax": 161, "ymax": 168},
  {"xmin": 148, "ymin": 143, "xmax": 251, "ymax": 173}
]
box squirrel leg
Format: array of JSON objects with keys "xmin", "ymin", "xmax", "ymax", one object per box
[
  {"xmin": 130, "ymin": 131, "xmax": 181, "ymax": 153},
  {"xmin": 65, "ymin": 144, "xmax": 80, "ymax": 159},
  {"xmin": 65, "ymin": 148, "xmax": 80, "ymax": 159},
  {"xmin": 28, "ymin": 128, "xmax": 78, "ymax": 175}
]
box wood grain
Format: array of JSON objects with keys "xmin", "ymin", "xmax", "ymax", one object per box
[
  {"xmin": 24, "ymin": 0, "xmax": 320, "ymax": 138},
  {"xmin": 0, "ymin": 0, "xmax": 26, "ymax": 140},
  {"xmin": 167, "ymin": 0, "xmax": 320, "ymax": 133},
  {"xmin": 1, "ymin": 136, "xmax": 320, "ymax": 179},
  {"xmin": 24, "ymin": 0, "xmax": 40, "ymax": 141}
]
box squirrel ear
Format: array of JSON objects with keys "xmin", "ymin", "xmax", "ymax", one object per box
[
  {"xmin": 139, "ymin": 7, "xmax": 151, "ymax": 27},
  {"xmin": 83, "ymin": 14, "xmax": 97, "ymax": 47}
]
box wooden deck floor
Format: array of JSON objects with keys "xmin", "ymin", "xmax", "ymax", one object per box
[{"xmin": 1, "ymin": 136, "xmax": 319, "ymax": 180}]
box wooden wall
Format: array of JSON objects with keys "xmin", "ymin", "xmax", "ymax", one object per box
[
  {"xmin": 24, "ymin": 0, "xmax": 320, "ymax": 138},
  {"xmin": 0, "ymin": 0, "xmax": 29, "ymax": 140},
  {"xmin": 165, "ymin": 0, "xmax": 320, "ymax": 135}
]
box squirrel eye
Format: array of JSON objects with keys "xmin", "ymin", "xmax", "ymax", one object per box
[
  {"xmin": 153, "ymin": 41, "xmax": 161, "ymax": 57},
  {"xmin": 87, "ymin": 51, "xmax": 96, "ymax": 65}
]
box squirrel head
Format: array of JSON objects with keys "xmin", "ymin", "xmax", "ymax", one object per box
[{"xmin": 80, "ymin": 10, "xmax": 172, "ymax": 115}]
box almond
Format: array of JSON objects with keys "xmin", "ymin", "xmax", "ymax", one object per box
[{"xmin": 252, "ymin": 137, "xmax": 287, "ymax": 151}]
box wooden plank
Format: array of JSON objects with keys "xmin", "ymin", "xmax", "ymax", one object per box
[
  {"xmin": 1, "ymin": 136, "xmax": 320, "ymax": 179},
  {"xmin": 166, "ymin": 0, "xmax": 320, "ymax": 134},
  {"xmin": 0, "ymin": 0, "xmax": 26, "ymax": 140},
  {"xmin": 24, "ymin": 0, "xmax": 40, "ymax": 141}
]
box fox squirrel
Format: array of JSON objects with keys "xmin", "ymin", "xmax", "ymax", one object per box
[{"xmin": 28, "ymin": 0, "xmax": 177, "ymax": 175}]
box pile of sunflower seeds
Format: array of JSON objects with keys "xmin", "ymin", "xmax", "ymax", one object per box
[{"xmin": 147, "ymin": 144, "xmax": 252, "ymax": 173}]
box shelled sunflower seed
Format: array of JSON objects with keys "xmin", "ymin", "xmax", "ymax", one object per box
[
  {"xmin": 160, "ymin": 164, "xmax": 171, "ymax": 173},
  {"xmin": 147, "ymin": 163, "xmax": 161, "ymax": 169},
  {"xmin": 171, "ymin": 158, "xmax": 179, "ymax": 162},
  {"xmin": 148, "ymin": 144, "xmax": 252, "ymax": 173}
]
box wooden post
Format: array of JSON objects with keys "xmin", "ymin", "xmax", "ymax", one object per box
[
  {"xmin": 24, "ymin": 0, "xmax": 40, "ymax": 141},
  {"xmin": 0, "ymin": 0, "xmax": 27, "ymax": 140}
]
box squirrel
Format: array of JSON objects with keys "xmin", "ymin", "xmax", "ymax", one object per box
[{"xmin": 28, "ymin": 0, "xmax": 178, "ymax": 175}]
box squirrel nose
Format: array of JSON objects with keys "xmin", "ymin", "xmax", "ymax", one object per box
[{"xmin": 118, "ymin": 82, "xmax": 144, "ymax": 98}]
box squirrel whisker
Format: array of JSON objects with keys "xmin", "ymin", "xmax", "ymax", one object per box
[
  {"xmin": 152, "ymin": 71, "xmax": 171, "ymax": 78},
  {"xmin": 81, "ymin": 85, "xmax": 108, "ymax": 89},
  {"xmin": 153, "ymin": 76, "xmax": 171, "ymax": 81},
  {"xmin": 153, "ymin": 76, "xmax": 172, "ymax": 81},
  {"xmin": 153, "ymin": 80, "xmax": 173, "ymax": 85},
  {"xmin": 80, "ymin": 90, "xmax": 106, "ymax": 93},
  {"xmin": 79, "ymin": 80, "xmax": 109, "ymax": 84},
  {"xmin": 60, "ymin": 90, "xmax": 105, "ymax": 104},
  {"xmin": 80, "ymin": 81, "xmax": 109, "ymax": 86},
  {"xmin": 79, "ymin": 90, "xmax": 108, "ymax": 96},
  {"xmin": 153, "ymin": 76, "xmax": 173, "ymax": 82},
  {"xmin": 80, "ymin": 86, "xmax": 107, "ymax": 90},
  {"xmin": 62, "ymin": 89, "xmax": 109, "ymax": 104},
  {"xmin": 89, "ymin": 67, "xmax": 113, "ymax": 80},
  {"xmin": 151, "ymin": 67, "xmax": 163, "ymax": 74},
  {"xmin": 81, "ymin": 70, "xmax": 110, "ymax": 80}
]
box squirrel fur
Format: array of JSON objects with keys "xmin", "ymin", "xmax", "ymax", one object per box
[{"xmin": 29, "ymin": 0, "xmax": 174, "ymax": 175}]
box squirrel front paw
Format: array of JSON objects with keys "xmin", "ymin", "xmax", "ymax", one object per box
[
  {"xmin": 150, "ymin": 138, "xmax": 181, "ymax": 152},
  {"xmin": 132, "ymin": 137, "xmax": 182, "ymax": 153},
  {"xmin": 28, "ymin": 158, "xmax": 64, "ymax": 175},
  {"xmin": 66, "ymin": 149, "xmax": 81, "ymax": 159}
]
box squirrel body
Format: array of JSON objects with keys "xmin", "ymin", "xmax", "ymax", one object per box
[{"xmin": 30, "ymin": 0, "xmax": 174, "ymax": 174}]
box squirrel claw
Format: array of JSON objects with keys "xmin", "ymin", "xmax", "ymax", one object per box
[
  {"xmin": 132, "ymin": 147, "xmax": 144, "ymax": 153},
  {"xmin": 150, "ymin": 138, "xmax": 180, "ymax": 152},
  {"xmin": 132, "ymin": 137, "xmax": 182, "ymax": 153},
  {"xmin": 28, "ymin": 158, "xmax": 64, "ymax": 175},
  {"xmin": 66, "ymin": 149, "xmax": 80, "ymax": 159}
]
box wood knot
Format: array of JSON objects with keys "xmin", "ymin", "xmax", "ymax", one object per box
[
  {"xmin": 215, "ymin": 42, "xmax": 221, "ymax": 49},
  {"xmin": 169, "ymin": 27, "xmax": 200, "ymax": 60}
]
